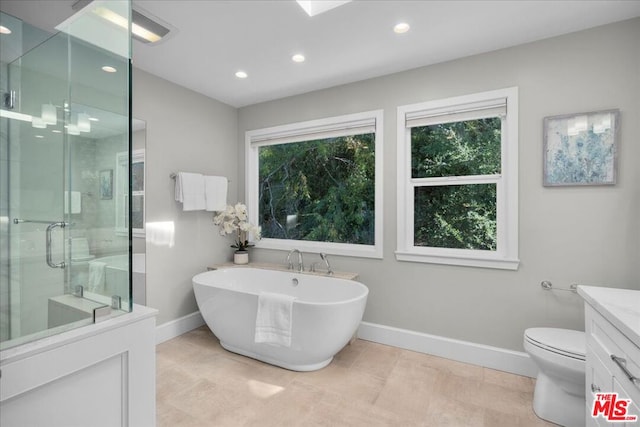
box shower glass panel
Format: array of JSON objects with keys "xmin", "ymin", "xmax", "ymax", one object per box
[{"xmin": 0, "ymin": 1, "xmax": 132, "ymax": 350}]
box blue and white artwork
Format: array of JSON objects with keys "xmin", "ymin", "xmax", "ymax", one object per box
[{"xmin": 544, "ymin": 110, "xmax": 619, "ymax": 186}]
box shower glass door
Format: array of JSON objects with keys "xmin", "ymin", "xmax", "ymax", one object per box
[{"xmin": 0, "ymin": 1, "xmax": 132, "ymax": 350}]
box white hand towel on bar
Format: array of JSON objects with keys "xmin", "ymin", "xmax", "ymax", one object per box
[
  {"xmin": 174, "ymin": 172, "xmax": 206, "ymax": 211},
  {"xmin": 204, "ymin": 175, "xmax": 228, "ymax": 211},
  {"xmin": 255, "ymin": 292, "xmax": 296, "ymax": 347},
  {"xmin": 88, "ymin": 261, "xmax": 106, "ymax": 293}
]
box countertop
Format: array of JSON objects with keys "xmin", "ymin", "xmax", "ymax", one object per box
[
  {"xmin": 207, "ymin": 262, "xmax": 359, "ymax": 281},
  {"xmin": 577, "ymin": 285, "xmax": 640, "ymax": 347}
]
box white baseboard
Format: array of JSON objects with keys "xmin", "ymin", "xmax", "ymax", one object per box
[
  {"xmin": 357, "ymin": 321, "xmax": 538, "ymax": 378},
  {"xmin": 155, "ymin": 311, "xmax": 205, "ymax": 344},
  {"xmin": 155, "ymin": 314, "xmax": 537, "ymax": 378}
]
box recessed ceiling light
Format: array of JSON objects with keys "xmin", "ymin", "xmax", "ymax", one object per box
[
  {"xmin": 89, "ymin": 117, "xmax": 99, "ymax": 122},
  {"xmin": 292, "ymin": 54, "xmax": 305, "ymax": 63},
  {"xmin": 394, "ymin": 22, "xmax": 410, "ymax": 34},
  {"xmin": 35, "ymin": 135, "xmax": 44, "ymax": 139},
  {"xmin": 52, "ymin": 130, "xmax": 62, "ymax": 133},
  {"xmin": 235, "ymin": 70, "xmax": 248, "ymax": 79},
  {"xmin": 102, "ymin": 65, "xmax": 117, "ymax": 73},
  {"xmin": 0, "ymin": 25, "xmax": 11, "ymax": 35}
]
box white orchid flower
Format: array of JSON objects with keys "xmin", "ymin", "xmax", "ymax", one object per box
[
  {"xmin": 214, "ymin": 203, "xmax": 260, "ymax": 246},
  {"xmin": 223, "ymin": 221, "xmax": 236, "ymax": 234},
  {"xmin": 234, "ymin": 203, "xmax": 247, "ymax": 221},
  {"xmin": 213, "ymin": 212, "xmax": 225, "ymax": 225}
]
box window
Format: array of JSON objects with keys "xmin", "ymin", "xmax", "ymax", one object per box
[
  {"xmin": 246, "ymin": 110, "xmax": 383, "ymax": 258},
  {"xmin": 396, "ymin": 88, "xmax": 519, "ymax": 270},
  {"xmin": 116, "ymin": 149, "xmax": 145, "ymax": 237}
]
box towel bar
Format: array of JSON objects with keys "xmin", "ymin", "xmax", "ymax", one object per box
[
  {"xmin": 541, "ymin": 280, "xmax": 578, "ymax": 293},
  {"xmin": 170, "ymin": 172, "xmax": 230, "ymax": 182},
  {"xmin": 14, "ymin": 218, "xmax": 71, "ymax": 225}
]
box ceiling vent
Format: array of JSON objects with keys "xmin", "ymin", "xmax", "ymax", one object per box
[
  {"xmin": 296, "ymin": 0, "xmax": 351, "ymax": 17},
  {"xmin": 130, "ymin": 7, "xmax": 173, "ymax": 44},
  {"xmin": 72, "ymin": 0, "xmax": 175, "ymax": 45}
]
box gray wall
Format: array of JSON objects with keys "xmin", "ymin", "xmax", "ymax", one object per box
[
  {"xmin": 133, "ymin": 69, "xmax": 238, "ymax": 325},
  {"xmin": 237, "ymin": 19, "xmax": 640, "ymax": 351}
]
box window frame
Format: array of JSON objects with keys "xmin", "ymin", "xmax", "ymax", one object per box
[
  {"xmin": 246, "ymin": 110, "xmax": 384, "ymax": 259},
  {"xmin": 396, "ymin": 88, "xmax": 519, "ymax": 270},
  {"xmin": 115, "ymin": 149, "xmax": 145, "ymax": 237}
]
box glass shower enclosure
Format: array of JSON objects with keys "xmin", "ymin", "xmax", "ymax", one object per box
[{"xmin": 0, "ymin": 0, "xmax": 132, "ymax": 350}]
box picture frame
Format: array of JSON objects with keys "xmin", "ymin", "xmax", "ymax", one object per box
[
  {"xmin": 99, "ymin": 169, "xmax": 113, "ymax": 199},
  {"xmin": 543, "ymin": 109, "xmax": 619, "ymax": 186}
]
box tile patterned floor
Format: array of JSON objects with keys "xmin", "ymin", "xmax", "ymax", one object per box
[{"xmin": 156, "ymin": 327, "xmax": 556, "ymax": 426}]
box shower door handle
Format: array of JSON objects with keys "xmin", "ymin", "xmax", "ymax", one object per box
[{"xmin": 46, "ymin": 222, "xmax": 67, "ymax": 269}]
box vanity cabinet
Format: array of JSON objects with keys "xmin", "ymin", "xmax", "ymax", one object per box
[{"xmin": 580, "ymin": 286, "xmax": 640, "ymax": 427}]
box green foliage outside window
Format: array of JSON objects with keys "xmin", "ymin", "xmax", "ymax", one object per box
[
  {"xmin": 411, "ymin": 118, "xmax": 501, "ymax": 250},
  {"xmin": 414, "ymin": 184, "xmax": 497, "ymax": 250},
  {"xmin": 258, "ymin": 134, "xmax": 375, "ymax": 245},
  {"xmin": 411, "ymin": 118, "xmax": 501, "ymax": 178}
]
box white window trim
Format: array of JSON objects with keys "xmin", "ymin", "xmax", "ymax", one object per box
[
  {"xmin": 246, "ymin": 110, "xmax": 384, "ymax": 259},
  {"xmin": 396, "ymin": 88, "xmax": 519, "ymax": 270},
  {"xmin": 115, "ymin": 149, "xmax": 145, "ymax": 238}
]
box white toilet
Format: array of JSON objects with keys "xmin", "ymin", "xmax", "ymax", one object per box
[{"xmin": 524, "ymin": 328, "xmax": 586, "ymax": 427}]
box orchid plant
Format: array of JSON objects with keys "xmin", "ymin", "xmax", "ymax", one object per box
[{"xmin": 213, "ymin": 203, "xmax": 261, "ymax": 251}]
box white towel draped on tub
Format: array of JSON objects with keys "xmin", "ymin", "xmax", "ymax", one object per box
[
  {"xmin": 174, "ymin": 172, "xmax": 206, "ymax": 211},
  {"xmin": 204, "ymin": 175, "xmax": 228, "ymax": 212},
  {"xmin": 255, "ymin": 292, "xmax": 296, "ymax": 347}
]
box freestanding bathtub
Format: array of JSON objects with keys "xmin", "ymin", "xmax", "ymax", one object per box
[{"xmin": 192, "ymin": 267, "xmax": 368, "ymax": 371}]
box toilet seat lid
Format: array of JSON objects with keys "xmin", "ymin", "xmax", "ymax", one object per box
[{"xmin": 525, "ymin": 328, "xmax": 585, "ymax": 360}]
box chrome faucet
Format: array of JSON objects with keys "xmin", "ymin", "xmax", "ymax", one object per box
[
  {"xmin": 311, "ymin": 252, "xmax": 334, "ymax": 276},
  {"xmin": 286, "ymin": 249, "xmax": 304, "ymax": 272},
  {"xmin": 320, "ymin": 253, "xmax": 334, "ymax": 276}
]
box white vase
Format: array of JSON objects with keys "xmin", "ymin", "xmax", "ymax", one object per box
[{"xmin": 233, "ymin": 250, "xmax": 249, "ymax": 265}]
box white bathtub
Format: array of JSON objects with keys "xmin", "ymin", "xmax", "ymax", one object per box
[
  {"xmin": 91, "ymin": 253, "xmax": 146, "ymax": 305},
  {"xmin": 192, "ymin": 267, "xmax": 368, "ymax": 371},
  {"xmin": 94, "ymin": 253, "xmax": 145, "ymax": 273}
]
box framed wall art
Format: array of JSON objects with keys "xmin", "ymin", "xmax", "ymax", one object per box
[
  {"xmin": 543, "ymin": 109, "xmax": 619, "ymax": 186},
  {"xmin": 99, "ymin": 169, "xmax": 113, "ymax": 199}
]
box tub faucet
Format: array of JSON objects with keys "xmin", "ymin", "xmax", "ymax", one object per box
[
  {"xmin": 311, "ymin": 253, "xmax": 334, "ymax": 276},
  {"xmin": 286, "ymin": 249, "xmax": 304, "ymax": 272}
]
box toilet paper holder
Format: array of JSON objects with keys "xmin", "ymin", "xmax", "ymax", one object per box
[{"xmin": 541, "ymin": 280, "xmax": 578, "ymax": 293}]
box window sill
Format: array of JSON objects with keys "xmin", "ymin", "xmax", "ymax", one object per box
[
  {"xmin": 256, "ymin": 238, "xmax": 383, "ymax": 259},
  {"xmin": 395, "ymin": 250, "xmax": 519, "ymax": 270}
]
